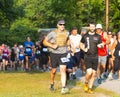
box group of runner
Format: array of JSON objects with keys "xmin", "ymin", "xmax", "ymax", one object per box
[
  {"xmin": 0, "ymin": 19, "xmax": 120, "ymax": 95},
  {"xmin": 43, "ymin": 19, "xmax": 120, "ymax": 94},
  {"xmin": 0, "ymin": 36, "xmax": 50, "ymax": 72}
]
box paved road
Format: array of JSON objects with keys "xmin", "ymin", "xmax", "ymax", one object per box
[{"xmin": 76, "ymin": 69, "xmax": 120, "ymax": 95}]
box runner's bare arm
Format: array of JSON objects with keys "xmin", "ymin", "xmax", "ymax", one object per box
[
  {"xmin": 43, "ymin": 37, "xmax": 58, "ymax": 49},
  {"xmin": 110, "ymin": 40, "xmax": 117, "ymax": 59},
  {"xmin": 80, "ymin": 42, "xmax": 88, "ymax": 52},
  {"xmin": 103, "ymin": 32, "xmax": 110, "ymax": 45}
]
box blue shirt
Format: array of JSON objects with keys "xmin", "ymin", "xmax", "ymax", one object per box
[
  {"xmin": 24, "ymin": 41, "xmax": 34, "ymax": 47},
  {"xmin": 23, "ymin": 41, "xmax": 34, "ymax": 56}
]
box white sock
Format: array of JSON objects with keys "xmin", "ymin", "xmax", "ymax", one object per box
[{"xmin": 73, "ymin": 72, "xmax": 76, "ymax": 75}]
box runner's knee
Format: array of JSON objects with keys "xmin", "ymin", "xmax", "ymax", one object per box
[{"xmin": 86, "ymin": 68, "xmax": 93, "ymax": 75}]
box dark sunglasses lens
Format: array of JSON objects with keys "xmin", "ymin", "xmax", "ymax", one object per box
[{"xmin": 59, "ymin": 24, "xmax": 65, "ymax": 26}]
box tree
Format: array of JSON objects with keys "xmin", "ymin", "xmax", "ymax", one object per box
[{"xmin": 109, "ymin": 0, "xmax": 120, "ymax": 32}]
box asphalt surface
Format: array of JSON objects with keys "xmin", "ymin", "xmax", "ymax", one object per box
[{"xmin": 76, "ymin": 69, "xmax": 120, "ymax": 95}]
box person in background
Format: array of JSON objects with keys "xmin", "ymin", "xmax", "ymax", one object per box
[
  {"xmin": 80, "ymin": 29, "xmax": 87, "ymax": 74},
  {"xmin": 13, "ymin": 43, "xmax": 19, "ymax": 70},
  {"xmin": 24, "ymin": 36, "xmax": 34, "ymax": 71},
  {"xmin": 0, "ymin": 48, "xmax": 3, "ymax": 70},
  {"xmin": 18, "ymin": 45, "xmax": 25, "ymax": 71},
  {"xmin": 10, "ymin": 48, "xmax": 16, "ymax": 70},
  {"xmin": 2, "ymin": 45, "xmax": 10, "ymax": 71},
  {"xmin": 96, "ymin": 24, "xmax": 110, "ymax": 84},
  {"xmin": 106, "ymin": 32, "xmax": 116, "ymax": 80},
  {"xmin": 111, "ymin": 31, "xmax": 120, "ymax": 80},
  {"xmin": 35, "ymin": 41, "xmax": 41, "ymax": 70},
  {"xmin": 40, "ymin": 35, "xmax": 49, "ymax": 72},
  {"xmin": 69, "ymin": 27, "xmax": 82, "ymax": 79},
  {"xmin": 0, "ymin": 44, "xmax": 4, "ymax": 70}
]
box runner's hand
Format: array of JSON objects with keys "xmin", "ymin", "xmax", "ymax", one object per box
[
  {"xmin": 52, "ymin": 44, "xmax": 58, "ymax": 49},
  {"xmin": 84, "ymin": 48, "xmax": 88, "ymax": 52},
  {"xmin": 97, "ymin": 43, "xmax": 104, "ymax": 48}
]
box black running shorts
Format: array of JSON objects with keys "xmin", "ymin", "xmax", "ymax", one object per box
[
  {"xmin": 50, "ymin": 53, "xmax": 67, "ymax": 68},
  {"xmin": 84, "ymin": 55, "xmax": 98, "ymax": 71}
]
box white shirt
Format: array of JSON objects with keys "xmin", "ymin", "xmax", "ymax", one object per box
[{"xmin": 69, "ymin": 34, "xmax": 82, "ymax": 52}]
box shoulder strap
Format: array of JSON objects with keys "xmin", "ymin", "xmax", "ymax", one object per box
[{"xmin": 52, "ymin": 29, "xmax": 68, "ymax": 33}]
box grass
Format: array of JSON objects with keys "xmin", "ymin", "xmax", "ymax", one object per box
[{"xmin": 0, "ymin": 71, "xmax": 119, "ymax": 97}]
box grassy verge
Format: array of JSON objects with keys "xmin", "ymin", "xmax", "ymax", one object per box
[{"xmin": 0, "ymin": 71, "xmax": 119, "ymax": 97}]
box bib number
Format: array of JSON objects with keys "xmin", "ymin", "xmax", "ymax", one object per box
[
  {"xmin": 26, "ymin": 48, "xmax": 31, "ymax": 52},
  {"xmin": 61, "ymin": 57, "xmax": 70, "ymax": 63}
]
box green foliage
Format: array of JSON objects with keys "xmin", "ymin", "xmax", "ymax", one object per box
[
  {"xmin": 109, "ymin": 0, "xmax": 120, "ymax": 32},
  {"xmin": 0, "ymin": 0, "xmax": 120, "ymax": 45},
  {"xmin": 10, "ymin": 18, "xmax": 38, "ymax": 45}
]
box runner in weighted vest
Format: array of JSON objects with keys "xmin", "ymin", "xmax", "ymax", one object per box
[
  {"xmin": 43, "ymin": 19, "xmax": 70, "ymax": 94},
  {"xmin": 48, "ymin": 29, "xmax": 68, "ymax": 52}
]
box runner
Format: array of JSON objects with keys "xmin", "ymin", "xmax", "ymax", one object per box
[
  {"xmin": 96, "ymin": 24, "xmax": 110, "ymax": 84},
  {"xmin": 69, "ymin": 27, "xmax": 82, "ymax": 79},
  {"xmin": 43, "ymin": 19, "xmax": 69, "ymax": 94},
  {"xmin": 106, "ymin": 32, "xmax": 116, "ymax": 80},
  {"xmin": 18, "ymin": 45, "xmax": 25, "ymax": 71},
  {"xmin": 111, "ymin": 31, "xmax": 120, "ymax": 80},
  {"xmin": 80, "ymin": 29, "xmax": 87, "ymax": 74},
  {"xmin": 40, "ymin": 35, "xmax": 49, "ymax": 72},
  {"xmin": 35, "ymin": 41, "xmax": 41, "ymax": 70},
  {"xmin": 23, "ymin": 36, "xmax": 34, "ymax": 71},
  {"xmin": 2, "ymin": 45, "xmax": 10, "ymax": 71},
  {"xmin": 80, "ymin": 22, "xmax": 102, "ymax": 94},
  {"xmin": 10, "ymin": 48, "xmax": 16, "ymax": 70}
]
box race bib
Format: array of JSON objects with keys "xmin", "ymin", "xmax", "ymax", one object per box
[
  {"xmin": 0, "ymin": 56, "xmax": 2, "ymax": 59},
  {"xmin": 61, "ymin": 57, "xmax": 70, "ymax": 63},
  {"xmin": 119, "ymin": 50, "xmax": 120, "ymax": 56},
  {"xmin": 26, "ymin": 48, "xmax": 31, "ymax": 52},
  {"xmin": 20, "ymin": 54, "xmax": 24, "ymax": 56},
  {"xmin": 3, "ymin": 53, "xmax": 8, "ymax": 56},
  {"xmin": 36, "ymin": 51, "xmax": 41, "ymax": 54},
  {"xmin": 42, "ymin": 48, "xmax": 48, "ymax": 52}
]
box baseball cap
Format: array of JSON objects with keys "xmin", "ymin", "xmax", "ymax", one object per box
[
  {"xmin": 57, "ymin": 19, "xmax": 65, "ymax": 24},
  {"xmin": 108, "ymin": 31, "xmax": 112, "ymax": 35},
  {"xmin": 71, "ymin": 27, "xmax": 78, "ymax": 30},
  {"xmin": 96, "ymin": 24, "xmax": 102, "ymax": 29},
  {"xmin": 81, "ymin": 29, "xmax": 87, "ymax": 32},
  {"xmin": 19, "ymin": 45, "xmax": 23, "ymax": 48}
]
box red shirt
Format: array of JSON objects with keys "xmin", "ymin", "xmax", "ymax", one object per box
[{"xmin": 98, "ymin": 32, "xmax": 108, "ymax": 56}]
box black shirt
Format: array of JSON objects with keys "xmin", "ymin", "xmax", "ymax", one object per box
[
  {"xmin": 114, "ymin": 40, "xmax": 120, "ymax": 58},
  {"xmin": 81, "ymin": 33, "xmax": 102, "ymax": 56}
]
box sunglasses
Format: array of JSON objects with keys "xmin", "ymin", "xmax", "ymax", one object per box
[{"xmin": 59, "ymin": 24, "xmax": 65, "ymax": 26}]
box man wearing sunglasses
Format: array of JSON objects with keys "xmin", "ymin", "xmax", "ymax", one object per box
[{"xmin": 43, "ymin": 19, "xmax": 69, "ymax": 94}]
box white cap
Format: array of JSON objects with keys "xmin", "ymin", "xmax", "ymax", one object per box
[
  {"xmin": 19, "ymin": 45, "xmax": 23, "ymax": 48},
  {"xmin": 96, "ymin": 24, "xmax": 102, "ymax": 29}
]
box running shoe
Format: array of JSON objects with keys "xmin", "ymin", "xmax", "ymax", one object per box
[
  {"xmin": 87, "ymin": 89, "xmax": 94, "ymax": 94},
  {"xmin": 61, "ymin": 87, "xmax": 69, "ymax": 94},
  {"xmin": 72, "ymin": 74, "xmax": 76, "ymax": 79},
  {"xmin": 107, "ymin": 72, "xmax": 113, "ymax": 80},
  {"xmin": 98, "ymin": 78, "xmax": 102, "ymax": 84},
  {"xmin": 49, "ymin": 84, "xmax": 54, "ymax": 91},
  {"xmin": 84, "ymin": 83, "xmax": 88, "ymax": 92}
]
